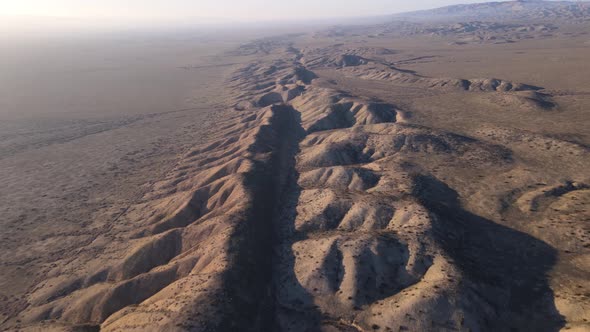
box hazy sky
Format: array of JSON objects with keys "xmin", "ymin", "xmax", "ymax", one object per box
[{"xmin": 0, "ymin": 0, "xmax": 494, "ymax": 22}]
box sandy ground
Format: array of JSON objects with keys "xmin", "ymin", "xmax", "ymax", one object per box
[
  {"xmin": 0, "ymin": 30, "xmax": 252, "ymax": 328},
  {"xmin": 1, "ymin": 3, "xmax": 590, "ymax": 332}
]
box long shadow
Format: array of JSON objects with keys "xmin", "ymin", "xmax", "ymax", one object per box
[
  {"xmin": 218, "ymin": 105, "xmax": 322, "ymax": 332},
  {"xmin": 413, "ymin": 175, "xmax": 565, "ymax": 331},
  {"xmin": 269, "ymin": 105, "xmax": 325, "ymax": 332},
  {"xmin": 272, "ymin": 166, "xmax": 326, "ymax": 331}
]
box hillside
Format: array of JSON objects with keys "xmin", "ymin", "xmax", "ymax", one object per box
[{"xmin": 394, "ymin": 0, "xmax": 590, "ymax": 22}]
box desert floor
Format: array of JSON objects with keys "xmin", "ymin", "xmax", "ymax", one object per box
[{"xmin": 1, "ymin": 18, "xmax": 589, "ymax": 332}]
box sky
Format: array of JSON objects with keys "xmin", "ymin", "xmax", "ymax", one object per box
[{"xmin": 0, "ymin": 0, "xmax": 495, "ymax": 23}]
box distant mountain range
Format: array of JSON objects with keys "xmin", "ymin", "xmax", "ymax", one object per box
[{"xmin": 393, "ymin": 0, "xmax": 590, "ymax": 21}]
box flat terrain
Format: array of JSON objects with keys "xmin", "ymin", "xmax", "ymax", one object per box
[
  {"xmin": 1, "ymin": 1, "xmax": 590, "ymax": 331},
  {"xmin": 0, "ymin": 29, "xmax": 253, "ymax": 328}
]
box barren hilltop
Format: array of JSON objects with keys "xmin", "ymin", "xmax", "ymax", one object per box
[{"xmin": 1, "ymin": 1, "xmax": 589, "ymax": 331}]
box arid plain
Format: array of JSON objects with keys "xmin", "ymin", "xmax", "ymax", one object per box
[{"xmin": 1, "ymin": 1, "xmax": 590, "ymax": 331}]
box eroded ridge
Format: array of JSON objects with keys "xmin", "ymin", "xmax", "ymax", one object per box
[
  {"xmin": 300, "ymin": 44, "xmax": 557, "ymax": 111},
  {"xmin": 17, "ymin": 106, "xmax": 289, "ymax": 331},
  {"xmin": 268, "ymin": 93, "xmax": 562, "ymax": 331},
  {"xmin": 227, "ymin": 42, "xmax": 575, "ymax": 331},
  {"xmin": 222, "ymin": 41, "xmax": 569, "ymax": 331},
  {"xmin": 11, "ymin": 32, "xmax": 589, "ymax": 332}
]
